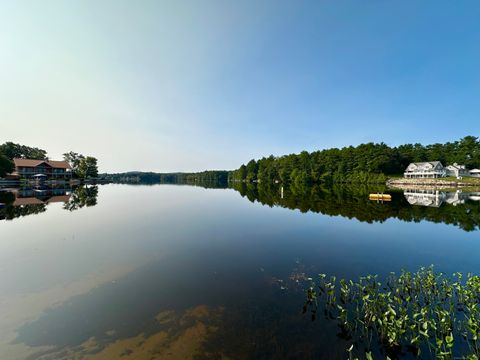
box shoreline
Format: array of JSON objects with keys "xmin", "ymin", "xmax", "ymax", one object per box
[{"xmin": 387, "ymin": 177, "xmax": 480, "ymax": 191}]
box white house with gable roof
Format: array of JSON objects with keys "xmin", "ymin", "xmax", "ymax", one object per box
[
  {"xmin": 403, "ymin": 161, "xmax": 446, "ymax": 178},
  {"xmin": 445, "ymin": 163, "xmax": 469, "ymax": 178}
]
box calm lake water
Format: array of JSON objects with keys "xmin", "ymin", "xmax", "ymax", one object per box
[{"xmin": 1, "ymin": 184, "xmax": 480, "ymax": 359}]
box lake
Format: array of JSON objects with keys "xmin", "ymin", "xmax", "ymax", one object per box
[{"xmin": 1, "ymin": 183, "xmax": 480, "ymax": 359}]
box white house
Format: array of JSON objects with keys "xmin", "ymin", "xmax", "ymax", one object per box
[
  {"xmin": 470, "ymin": 169, "xmax": 480, "ymax": 178},
  {"xmin": 445, "ymin": 163, "xmax": 469, "ymax": 178},
  {"xmin": 404, "ymin": 162, "xmax": 446, "ymax": 178}
]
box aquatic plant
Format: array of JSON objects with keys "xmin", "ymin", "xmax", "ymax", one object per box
[{"xmin": 305, "ymin": 267, "xmax": 480, "ymax": 359}]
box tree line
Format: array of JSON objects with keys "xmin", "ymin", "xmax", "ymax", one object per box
[
  {"xmin": 0, "ymin": 142, "xmax": 98, "ymax": 179},
  {"xmin": 102, "ymin": 136, "xmax": 480, "ymax": 186},
  {"xmin": 231, "ymin": 136, "xmax": 480, "ymax": 185},
  {"xmin": 102, "ymin": 170, "xmax": 230, "ymax": 185}
]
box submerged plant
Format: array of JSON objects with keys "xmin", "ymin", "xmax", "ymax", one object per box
[{"xmin": 306, "ymin": 267, "xmax": 480, "ymax": 359}]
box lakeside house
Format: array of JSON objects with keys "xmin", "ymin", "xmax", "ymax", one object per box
[
  {"xmin": 404, "ymin": 162, "xmax": 479, "ymax": 179},
  {"xmin": 445, "ymin": 163, "xmax": 469, "ymax": 178},
  {"xmin": 470, "ymin": 169, "xmax": 480, "ymax": 178},
  {"xmin": 10, "ymin": 158, "xmax": 72, "ymax": 180},
  {"xmin": 404, "ymin": 161, "xmax": 446, "ymax": 178}
]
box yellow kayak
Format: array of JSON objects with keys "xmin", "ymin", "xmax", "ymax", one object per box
[{"xmin": 369, "ymin": 194, "xmax": 392, "ymax": 201}]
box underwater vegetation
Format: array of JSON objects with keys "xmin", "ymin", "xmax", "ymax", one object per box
[{"xmin": 305, "ymin": 267, "xmax": 480, "ymax": 359}]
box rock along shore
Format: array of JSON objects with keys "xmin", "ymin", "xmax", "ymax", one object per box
[{"xmin": 386, "ymin": 178, "xmax": 480, "ymax": 190}]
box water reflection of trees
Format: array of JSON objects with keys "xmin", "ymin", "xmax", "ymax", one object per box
[
  {"xmin": 230, "ymin": 182, "xmax": 480, "ymax": 232},
  {"xmin": 123, "ymin": 180, "xmax": 229, "ymax": 189},
  {"xmin": 63, "ymin": 186, "xmax": 98, "ymax": 211},
  {"xmin": 0, "ymin": 191, "xmax": 47, "ymax": 220},
  {"xmin": 0, "ymin": 185, "xmax": 98, "ymax": 220}
]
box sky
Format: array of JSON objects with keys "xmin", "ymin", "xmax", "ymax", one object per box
[{"xmin": 1, "ymin": 1, "xmax": 480, "ymax": 173}]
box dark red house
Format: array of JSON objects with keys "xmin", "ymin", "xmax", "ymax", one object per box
[{"xmin": 11, "ymin": 158, "xmax": 72, "ymax": 179}]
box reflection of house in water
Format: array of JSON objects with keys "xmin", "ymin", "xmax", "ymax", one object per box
[
  {"xmin": 1, "ymin": 186, "xmax": 98, "ymax": 221},
  {"xmin": 11, "ymin": 188, "xmax": 72, "ymax": 206},
  {"xmin": 404, "ymin": 189, "xmax": 446, "ymax": 207},
  {"xmin": 444, "ymin": 191, "xmax": 471, "ymax": 206},
  {"xmin": 404, "ymin": 189, "xmax": 480, "ymax": 207}
]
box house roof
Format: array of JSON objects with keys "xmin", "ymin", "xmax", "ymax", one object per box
[
  {"xmin": 45, "ymin": 195, "xmax": 71, "ymax": 204},
  {"xmin": 12, "ymin": 195, "xmax": 71, "ymax": 206},
  {"xmin": 13, "ymin": 158, "xmax": 72, "ymax": 169},
  {"xmin": 47, "ymin": 160, "xmax": 72, "ymax": 169},
  {"xmin": 446, "ymin": 163, "xmax": 466, "ymax": 170},
  {"xmin": 405, "ymin": 161, "xmax": 443, "ymax": 171},
  {"xmin": 13, "ymin": 159, "xmax": 45, "ymax": 167},
  {"xmin": 410, "ymin": 161, "xmax": 443, "ymax": 167},
  {"xmin": 13, "ymin": 197, "xmax": 45, "ymax": 206}
]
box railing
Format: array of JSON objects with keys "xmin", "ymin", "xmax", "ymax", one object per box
[
  {"xmin": 17, "ymin": 171, "xmax": 72, "ymax": 177},
  {"xmin": 19, "ymin": 169, "xmax": 70, "ymax": 174},
  {"xmin": 404, "ymin": 171, "xmax": 446, "ymax": 178}
]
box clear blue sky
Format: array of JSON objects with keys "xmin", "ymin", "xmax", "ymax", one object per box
[{"xmin": 1, "ymin": 1, "xmax": 479, "ymax": 172}]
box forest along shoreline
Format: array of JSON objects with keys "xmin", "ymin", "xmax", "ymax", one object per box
[{"xmin": 5, "ymin": 136, "xmax": 480, "ymax": 193}]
